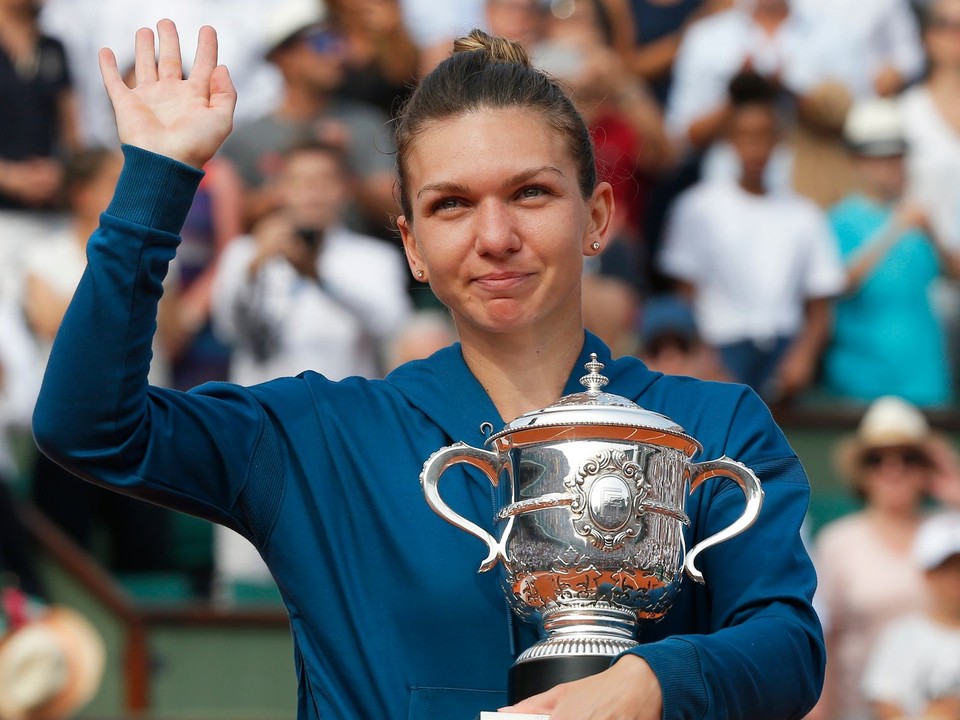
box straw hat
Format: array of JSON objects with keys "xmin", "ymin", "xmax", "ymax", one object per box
[
  {"xmin": 0, "ymin": 607, "xmax": 105, "ymax": 720},
  {"xmin": 833, "ymin": 396, "xmax": 934, "ymax": 485}
]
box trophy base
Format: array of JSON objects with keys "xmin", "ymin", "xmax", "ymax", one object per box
[{"xmin": 507, "ymin": 654, "xmax": 612, "ymax": 704}]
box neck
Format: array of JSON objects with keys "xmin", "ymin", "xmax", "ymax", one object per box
[
  {"xmin": 458, "ymin": 320, "xmax": 586, "ymax": 422},
  {"xmin": 73, "ymin": 214, "xmax": 100, "ymax": 246},
  {"xmin": 739, "ymin": 176, "xmax": 766, "ymax": 195},
  {"xmin": 930, "ymin": 67, "xmax": 960, "ymax": 93},
  {"xmin": 928, "ymin": 602, "xmax": 960, "ymax": 629},
  {"xmin": 753, "ymin": 8, "xmax": 788, "ymax": 34}
]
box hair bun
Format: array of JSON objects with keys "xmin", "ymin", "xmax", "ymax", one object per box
[{"xmin": 453, "ymin": 28, "xmax": 530, "ymax": 67}]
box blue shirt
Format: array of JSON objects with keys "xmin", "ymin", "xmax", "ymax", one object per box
[
  {"xmin": 33, "ymin": 146, "xmax": 824, "ymax": 720},
  {"xmin": 824, "ymin": 194, "xmax": 951, "ymax": 406}
]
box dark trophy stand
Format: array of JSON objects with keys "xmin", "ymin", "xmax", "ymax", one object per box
[{"xmin": 507, "ymin": 654, "xmax": 612, "ymax": 704}]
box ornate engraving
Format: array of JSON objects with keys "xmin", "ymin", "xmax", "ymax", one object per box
[{"xmin": 565, "ymin": 448, "xmax": 655, "ymax": 551}]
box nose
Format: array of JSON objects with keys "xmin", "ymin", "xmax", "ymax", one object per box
[{"xmin": 473, "ymin": 199, "xmax": 522, "ymax": 256}]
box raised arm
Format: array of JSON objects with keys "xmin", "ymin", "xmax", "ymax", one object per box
[{"xmin": 32, "ymin": 23, "xmax": 270, "ymax": 529}]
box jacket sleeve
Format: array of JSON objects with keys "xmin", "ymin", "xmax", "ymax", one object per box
[
  {"xmin": 626, "ymin": 387, "xmax": 826, "ymax": 719},
  {"xmin": 32, "ymin": 146, "xmax": 281, "ymax": 536}
]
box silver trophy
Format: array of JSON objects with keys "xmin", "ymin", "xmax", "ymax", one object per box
[{"xmin": 421, "ymin": 355, "xmax": 764, "ymax": 703}]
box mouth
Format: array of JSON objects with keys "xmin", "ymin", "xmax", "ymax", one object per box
[{"xmin": 473, "ymin": 271, "xmax": 533, "ymax": 292}]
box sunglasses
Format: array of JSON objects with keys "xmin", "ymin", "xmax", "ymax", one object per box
[
  {"xmin": 304, "ymin": 28, "xmax": 346, "ymax": 55},
  {"xmin": 928, "ymin": 16, "xmax": 960, "ymax": 32},
  {"xmin": 861, "ymin": 448, "xmax": 929, "ymax": 469}
]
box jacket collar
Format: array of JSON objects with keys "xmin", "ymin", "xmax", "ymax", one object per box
[{"xmin": 386, "ymin": 331, "xmax": 658, "ymax": 445}]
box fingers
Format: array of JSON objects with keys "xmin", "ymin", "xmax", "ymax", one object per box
[
  {"xmin": 190, "ymin": 25, "xmax": 218, "ymax": 85},
  {"xmin": 134, "ymin": 26, "xmax": 158, "ymax": 85},
  {"xmin": 156, "ymin": 18, "xmax": 183, "ymax": 81},
  {"xmin": 98, "ymin": 47, "xmax": 127, "ymax": 103}
]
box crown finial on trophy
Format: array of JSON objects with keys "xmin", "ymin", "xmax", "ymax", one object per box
[{"xmin": 580, "ymin": 353, "xmax": 609, "ymax": 394}]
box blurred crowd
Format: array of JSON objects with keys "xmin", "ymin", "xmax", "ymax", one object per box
[{"xmin": 2, "ymin": 0, "xmax": 960, "ymax": 717}]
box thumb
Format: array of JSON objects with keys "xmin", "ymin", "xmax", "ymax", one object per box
[
  {"xmin": 498, "ymin": 689, "xmax": 557, "ymax": 715},
  {"xmin": 209, "ymin": 64, "xmax": 237, "ymax": 119}
]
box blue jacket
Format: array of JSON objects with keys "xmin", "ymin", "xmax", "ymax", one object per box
[{"xmin": 33, "ymin": 146, "xmax": 824, "ymax": 719}]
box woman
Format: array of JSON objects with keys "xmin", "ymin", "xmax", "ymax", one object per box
[
  {"xmin": 32, "ymin": 20, "xmax": 824, "ymax": 719},
  {"xmin": 810, "ymin": 395, "xmax": 960, "ymax": 720}
]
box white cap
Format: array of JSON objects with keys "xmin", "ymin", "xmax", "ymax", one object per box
[
  {"xmin": 264, "ymin": 0, "xmax": 328, "ymax": 55},
  {"xmin": 843, "ymin": 98, "xmax": 907, "ymax": 157},
  {"xmin": 914, "ymin": 512, "xmax": 960, "ymax": 571}
]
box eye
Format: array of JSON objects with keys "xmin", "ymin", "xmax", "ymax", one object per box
[
  {"xmin": 517, "ymin": 185, "xmax": 550, "ymax": 200},
  {"xmin": 430, "ymin": 197, "xmax": 464, "ymax": 213}
]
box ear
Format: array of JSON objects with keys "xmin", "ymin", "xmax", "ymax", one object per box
[
  {"xmin": 583, "ymin": 181, "xmax": 615, "ymax": 256},
  {"xmin": 398, "ymin": 215, "xmax": 427, "ymax": 282}
]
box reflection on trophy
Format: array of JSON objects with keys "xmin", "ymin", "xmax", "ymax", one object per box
[{"xmin": 420, "ymin": 355, "xmax": 764, "ymax": 705}]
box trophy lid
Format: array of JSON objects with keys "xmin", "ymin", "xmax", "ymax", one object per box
[{"xmin": 487, "ymin": 354, "xmax": 700, "ymax": 454}]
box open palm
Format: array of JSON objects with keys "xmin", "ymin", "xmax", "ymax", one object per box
[{"xmin": 99, "ymin": 19, "xmax": 237, "ymax": 169}]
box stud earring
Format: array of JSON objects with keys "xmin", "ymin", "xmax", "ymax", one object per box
[
  {"xmin": 591, "ymin": 242, "xmax": 601, "ymax": 251},
  {"xmin": 416, "ymin": 269, "xmax": 425, "ymax": 279}
]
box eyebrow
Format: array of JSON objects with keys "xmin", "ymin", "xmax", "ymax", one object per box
[{"xmin": 416, "ymin": 166, "xmax": 565, "ymax": 199}]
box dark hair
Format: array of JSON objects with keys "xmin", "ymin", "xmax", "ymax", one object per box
[
  {"xmin": 727, "ymin": 71, "xmax": 779, "ymax": 109},
  {"xmin": 283, "ymin": 137, "xmax": 348, "ymax": 172},
  {"xmin": 63, "ymin": 147, "xmax": 117, "ymax": 197},
  {"xmin": 394, "ymin": 28, "xmax": 596, "ymax": 220}
]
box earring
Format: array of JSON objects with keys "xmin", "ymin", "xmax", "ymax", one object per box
[
  {"xmin": 591, "ymin": 242, "xmax": 601, "ymax": 251},
  {"xmin": 416, "ymin": 269, "xmax": 425, "ymax": 279}
]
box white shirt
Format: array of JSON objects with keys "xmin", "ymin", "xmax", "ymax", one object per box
[
  {"xmin": 785, "ymin": 0, "xmax": 923, "ymax": 99},
  {"xmin": 862, "ymin": 613, "xmax": 960, "ymax": 718},
  {"xmin": 211, "ymin": 225, "xmax": 412, "ymax": 386},
  {"xmin": 0, "ymin": 299, "xmax": 42, "ymax": 481},
  {"xmin": 40, "ymin": 0, "xmax": 282, "ymax": 147},
  {"xmin": 657, "ymin": 181, "xmax": 845, "ymax": 344},
  {"xmin": 901, "ymin": 85, "xmax": 960, "ymax": 248}
]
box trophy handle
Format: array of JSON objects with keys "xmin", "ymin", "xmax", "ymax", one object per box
[
  {"xmin": 683, "ymin": 457, "xmax": 764, "ymax": 584},
  {"xmin": 420, "ymin": 442, "xmax": 510, "ymax": 573}
]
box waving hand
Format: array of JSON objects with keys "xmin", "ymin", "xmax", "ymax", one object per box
[{"xmin": 98, "ymin": 19, "xmax": 237, "ymax": 169}]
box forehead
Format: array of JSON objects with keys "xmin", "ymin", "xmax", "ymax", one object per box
[
  {"xmin": 404, "ymin": 107, "xmax": 574, "ymax": 188},
  {"xmin": 283, "ymin": 148, "xmax": 341, "ymax": 174}
]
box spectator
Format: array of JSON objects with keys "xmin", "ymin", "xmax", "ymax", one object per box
[
  {"xmin": 657, "ymin": 72, "xmax": 844, "ymax": 402},
  {"xmin": 636, "ymin": 293, "xmax": 729, "ymax": 382},
  {"xmin": 900, "ymin": 0, "xmax": 960, "ymax": 395},
  {"xmin": 210, "ymin": 139, "xmax": 411, "ymax": 602},
  {"xmin": 821, "ymin": 98, "xmax": 959, "ymax": 408},
  {"xmin": 811, "ymin": 396, "xmax": 960, "ymax": 720},
  {"xmin": 861, "ymin": 511, "xmax": 960, "ymax": 720},
  {"xmin": 22, "ymin": 148, "xmax": 178, "ymax": 579},
  {"xmin": 326, "ymin": 0, "xmax": 419, "ymax": 118},
  {"xmin": 664, "ymin": 0, "xmax": 799, "ymax": 162},
  {"xmin": 218, "ymin": 0, "xmax": 398, "ymax": 238},
  {"xmin": 0, "ymin": 0, "xmax": 77, "ymax": 294}
]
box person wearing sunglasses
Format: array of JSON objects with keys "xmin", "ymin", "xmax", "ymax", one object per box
[{"xmin": 807, "ymin": 395, "xmax": 960, "ymax": 720}]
